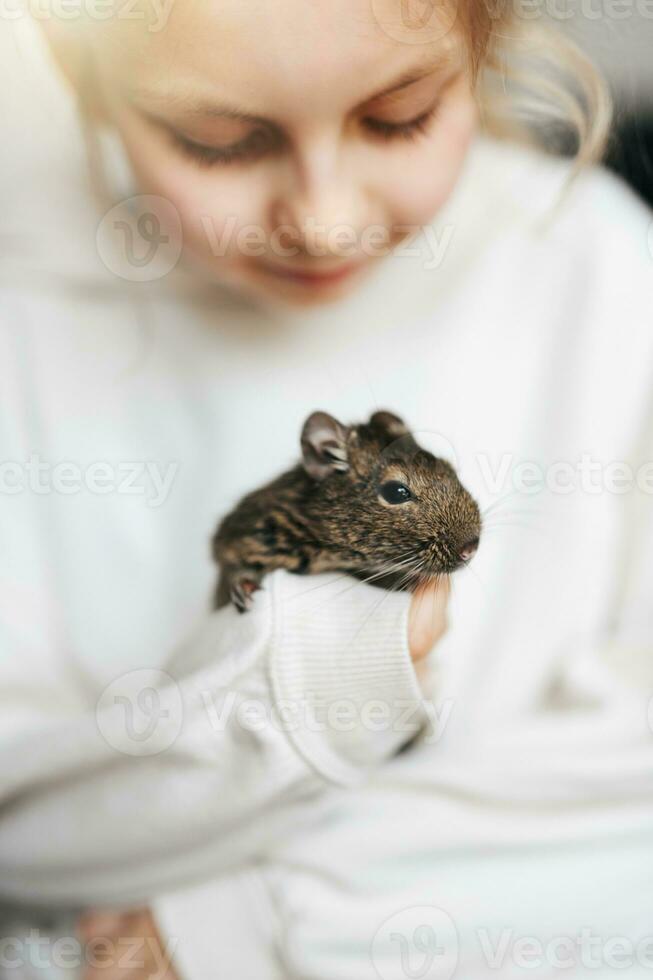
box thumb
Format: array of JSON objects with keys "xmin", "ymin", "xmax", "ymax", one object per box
[{"xmin": 408, "ymin": 577, "xmax": 450, "ymax": 662}]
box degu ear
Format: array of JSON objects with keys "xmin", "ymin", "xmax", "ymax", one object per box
[
  {"xmin": 369, "ymin": 410, "xmax": 420, "ymax": 451},
  {"xmin": 369, "ymin": 411, "xmax": 410, "ymax": 438},
  {"xmin": 300, "ymin": 411, "xmax": 350, "ymax": 480}
]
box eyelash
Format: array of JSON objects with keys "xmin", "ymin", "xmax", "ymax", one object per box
[
  {"xmin": 362, "ymin": 103, "xmax": 441, "ymax": 142},
  {"xmin": 169, "ymin": 102, "xmax": 441, "ymax": 167},
  {"xmin": 169, "ymin": 129, "xmax": 273, "ymax": 167}
]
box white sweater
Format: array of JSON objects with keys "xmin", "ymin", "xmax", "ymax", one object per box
[{"xmin": 2, "ymin": 14, "xmax": 653, "ymax": 980}]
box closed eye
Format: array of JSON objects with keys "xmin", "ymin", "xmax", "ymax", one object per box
[
  {"xmin": 362, "ymin": 102, "xmax": 441, "ymax": 142},
  {"xmin": 169, "ymin": 127, "xmax": 284, "ymax": 166},
  {"xmin": 162, "ymin": 102, "xmax": 441, "ymax": 167}
]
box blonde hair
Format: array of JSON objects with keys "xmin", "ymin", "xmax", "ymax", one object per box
[
  {"xmin": 69, "ymin": 1, "xmax": 612, "ymax": 217},
  {"xmin": 458, "ymin": 0, "xmax": 613, "ymax": 175}
]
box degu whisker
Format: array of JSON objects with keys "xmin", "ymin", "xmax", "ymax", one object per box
[
  {"xmin": 349, "ymin": 558, "xmax": 428, "ymax": 645},
  {"xmin": 481, "ymin": 488, "xmax": 525, "ymax": 518},
  {"xmin": 481, "ymin": 520, "xmax": 546, "ymax": 536},
  {"xmin": 285, "ymin": 551, "xmax": 424, "ymax": 614}
]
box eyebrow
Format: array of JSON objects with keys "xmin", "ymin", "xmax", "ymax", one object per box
[
  {"xmin": 367, "ymin": 56, "xmax": 454, "ymax": 102},
  {"xmin": 128, "ymin": 53, "xmax": 455, "ymax": 127},
  {"xmin": 129, "ymin": 88, "xmax": 270, "ymax": 126}
]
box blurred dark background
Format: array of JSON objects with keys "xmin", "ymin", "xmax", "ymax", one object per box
[
  {"xmin": 606, "ymin": 115, "xmax": 653, "ymax": 207},
  {"xmin": 561, "ymin": 13, "xmax": 653, "ymax": 206}
]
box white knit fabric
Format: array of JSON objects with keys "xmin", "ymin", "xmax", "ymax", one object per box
[{"xmin": 1, "ymin": 13, "xmax": 653, "ymax": 980}]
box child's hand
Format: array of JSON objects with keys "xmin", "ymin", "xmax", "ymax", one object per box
[
  {"xmin": 78, "ymin": 909, "xmax": 178, "ymax": 980},
  {"xmin": 408, "ymin": 577, "xmax": 450, "ymax": 663}
]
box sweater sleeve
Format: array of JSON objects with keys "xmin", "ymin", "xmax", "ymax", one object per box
[{"xmin": 0, "ymin": 568, "xmax": 426, "ymax": 907}]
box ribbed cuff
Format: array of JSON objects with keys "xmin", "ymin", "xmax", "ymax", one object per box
[{"xmin": 266, "ymin": 569, "xmax": 427, "ymax": 785}]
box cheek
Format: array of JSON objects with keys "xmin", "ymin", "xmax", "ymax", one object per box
[
  {"xmin": 159, "ymin": 172, "xmax": 266, "ymax": 265},
  {"xmin": 115, "ymin": 122, "xmax": 268, "ymax": 264},
  {"xmin": 377, "ymin": 84, "xmax": 477, "ymax": 229}
]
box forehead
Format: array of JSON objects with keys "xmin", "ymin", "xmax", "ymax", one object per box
[{"xmin": 98, "ymin": 0, "xmax": 461, "ymax": 118}]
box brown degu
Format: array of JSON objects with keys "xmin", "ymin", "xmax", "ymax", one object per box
[{"xmin": 212, "ymin": 410, "xmax": 481, "ymax": 612}]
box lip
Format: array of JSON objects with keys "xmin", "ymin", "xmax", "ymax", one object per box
[{"xmin": 256, "ymin": 258, "xmax": 366, "ymax": 288}]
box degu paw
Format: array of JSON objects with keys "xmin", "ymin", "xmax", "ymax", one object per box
[{"xmin": 230, "ymin": 576, "xmax": 262, "ymax": 613}]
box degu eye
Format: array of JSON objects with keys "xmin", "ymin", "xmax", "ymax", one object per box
[{"xmin": 378, "ymin": 481, "xmax": 412, "ymax": 504}]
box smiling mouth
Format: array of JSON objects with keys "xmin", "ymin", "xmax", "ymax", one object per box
[{"xmin": 255, "ymin": 258, "xmax": 366, "ymax": 287}]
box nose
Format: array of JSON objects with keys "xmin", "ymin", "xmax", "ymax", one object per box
[
  {"xmin": 269, "ymin": 144, "xmax": 368, "ymax": 259},
  {"xmin": 459, "ymin": 536, "xmax": 479, "ymax": 563},
  {"xmin": 277, "ymin": 190, "xmax": 358, "ymax": 258}
]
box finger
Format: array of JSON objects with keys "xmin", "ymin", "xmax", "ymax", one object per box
[
  {"xmin": 77, "ymin": 911, "xmax": 131, "ymax": 942},
  {"xmin": 83, "ymin": 937, "xmax": 157, "ymax": 980},
  {"xmin": 408, "ymin": 576, "xmax": 450, "ymax": 662}
]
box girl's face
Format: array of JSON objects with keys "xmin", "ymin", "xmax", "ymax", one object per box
[{"xmin": 92, "ymin": 0, "xmax": 478, "ymax": 307}]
